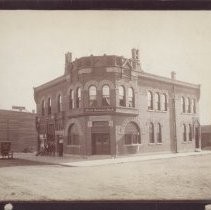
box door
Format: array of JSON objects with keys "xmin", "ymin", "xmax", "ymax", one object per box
[
  {"xmin": 92, "ymin": 133, "xmax": 110, "ymax": 155},
  {"xmin": 195, "ymin": 127, "xmax": 200, "ymax": 149}
]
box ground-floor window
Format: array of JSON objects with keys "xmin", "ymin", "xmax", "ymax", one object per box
[
  {"xmin": 67, "ymin": 124, "xmax": 80, "ymax": 145},
  {"xmin": 124, "ymin": 122, "xmax": 141, "ymax": 145},
  {"xmin": 149, "ymin": 122, "xmax": 155, "ymax": 143}
]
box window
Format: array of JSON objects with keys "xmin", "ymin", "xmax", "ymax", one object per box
[
  {"xmin": 187, "ymin": 97, "xmax": 191, "ymax": 113},
  {"xmin": 41, "ymin": 100, "xmax": 45, "ymax": 116},
  {"xmin": 102, "ymin": 85, "xmax": 110, "ymax": 106},
  {"xmin": 181, "ymin": 97, "xmax": 185, "ymax": 113},
  {"xmin": 76, "ymin": 87, "xmax": 81, "ymax": 108},
  {"xmin": 157, "ymin": 123, "xmax": 162, "ymax": 143},
  {"xmin": 57, "ymin": 94, "xmax": 62, "ymax": 112},
  {"xmin": 69, "ymin": 89, "xmax": 74, "ymax": 110},
  {"xmin": 119, "ymin": 86, "xmax": 126, "ymax": 106},
  {"xmin": 192, "ymin": 99, "xmax": 196, "ymax": 113},
  {"xmin": 149, "ymin": 122, "xmax": 155, "ymax": 143},
  {"xmin": 124, "ymin": 122, "xmax": 141, "ymax": 145},
  {"xmin": 128, "ymin": 87, "xmax": 135, "ymax": 107},
  {"xmin": 47, "ymin": 97, "xmax": 51, "ymax": 115},
  {"xmin": 147, "ymin": 91, "xmax": 153, "ymax": 110},
  {"xmin": 183, "ymin": 124, "xmax": 187, "ymax": 142},
  {"xmin": 67, "ymin": 124, "xmax": 79, "ymax": 145},
  {"xmin": 189, "ymin": 124, "xmax": 192, "ymax": 141},
  {"xmin": 89, "ymin": 86, "xmax": 97, "ymax": 107},
  {"xmin": 155, "ymin": 93, "xmax": 161, "ymax": 110},
  {"xmin": 161, "ymin": 93, "xmax": 167, "ymax": 111}
]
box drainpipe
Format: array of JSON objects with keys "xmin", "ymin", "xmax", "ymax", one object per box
[{"xmin": 171, "ymin": 71, "xmax": 178, "ymax": 153}]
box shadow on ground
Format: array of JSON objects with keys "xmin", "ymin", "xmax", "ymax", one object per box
[{"xmin": 0, "ymin": 158, "xmax": 53, "ymax": 168}]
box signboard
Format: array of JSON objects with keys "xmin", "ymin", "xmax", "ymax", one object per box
[{"xmin": 84, "ymin": 107, "xmax": 115, "ymax": 113}]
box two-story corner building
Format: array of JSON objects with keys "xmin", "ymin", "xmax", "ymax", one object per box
[{"xmin": 34, "ymin": 49, "xmax": 201, "ymax": 157}]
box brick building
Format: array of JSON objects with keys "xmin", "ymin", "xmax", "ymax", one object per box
[
  {"xmin": 34, "ymin": 49, "xmax": 201, "ymax": 156},
  {"xmin": 201, "ymin": 125, "xmax": 211, "ymax": 148},
  {"xmin": 0, "ymin": 109, "xmax": 37, "ymax": 152}
]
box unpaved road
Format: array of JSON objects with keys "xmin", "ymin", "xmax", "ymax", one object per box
[{"xmin": 0, "ymin": 154, "xmax": 211, "ymax": 201}]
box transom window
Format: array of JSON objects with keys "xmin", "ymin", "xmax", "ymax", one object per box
[
  {"xmin": 119, "ymin": 86, "xmax": 126, "ymax": 107},
  {"xmin": 128, "ymin": 87, "xmax": 134, "ymax": 107},
  {"xmin": 89, "ymin": 85, "xmax": 97, "ymax": 107},
  {"xmin": 102, "ymin": 85, "xmax": 110, "ymax": 106}
]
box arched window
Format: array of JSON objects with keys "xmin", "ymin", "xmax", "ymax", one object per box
[
  {"xmin": 181, "ymin": 97, "xmax": 185, "ymax": 113},
  {"xmin": 89, "ymin": 85, "xmax": 97, "ymax": 107},
  {"xmin": 41, "ymin": 100, "xmax": 45, "ymax": 116},
  {"xmin": 67, "ymin": 124, "xmax": 79, "ymax": 145},
  {"xmin": 76, "ymin": 87, "xmax": 81, "ymax": 108},
  {"xmin": 128, "ymin": 87, "xmax": 135, "ymax": 107},
  {"xmin": 147, "ymin": 91, "xmax": 153, "ymax": 110},
  {"xmin": 119, "ymin": 86, "xmax": 126, "ymax": 107},
  {"xmin": 189, "ymin": 124, "xmax": 192, "ymax": 141},
  {"xmin": 47, "ymin": 97, "xmax": 51, "ymax": 115},
  {"xmin": 102, "ymin": 85, "xmax": 110, "ymax": 106},
  {"xmin": 157, "ymin": 123, "xmax": 162, "ymax": 143},
  {"xmin": 161, "ymin": 93, "xmax": 167, "ymax": 111},
  {"xmin": 69, "ymin": 89, "xmax": 74, "ymax": 110},
  {"xmin": 125, "ymin": 122, "xmax": 141, "ymax": 145},
  {"xmin": 192, "ymin": 99, "xmax": 196, "ymax": 113},
  {"xmin": 155, "ymin": 93, "xmax": 161, "ymax": 110},
  {"xmin": 57, "ymin": 94, "xmax": 62, "ymax": 112},
  {"xmin": 187, "ymin": 97, "xmax": 191, "ymax": 113},
  {"xmin": 149, "ymin": 122, "xmax": 155, "ymax": 143},
  {"xmin": 183, "ymin": 124, "xmax": 187, "ymax": 142}
]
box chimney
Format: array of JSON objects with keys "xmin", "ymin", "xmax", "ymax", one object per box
[
  {"xmin": 131, "ymin": 48, "xmax": 139, "ymax": 60},
  {"xmin": 65, "ymin": 52, "xmax": 72, "ymax": 74},
  {"xmin": 171, "ymin": 71, "xmax": 176, "ymax": 80}
]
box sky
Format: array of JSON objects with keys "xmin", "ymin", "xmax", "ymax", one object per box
[{"xmin": 0, "ymin": 11, "xmax": 211, "ymax": 124}]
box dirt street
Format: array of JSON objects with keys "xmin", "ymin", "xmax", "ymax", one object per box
[{"xmin": 0, "ymin": 154, "xmax": 211, "ymax": 201}]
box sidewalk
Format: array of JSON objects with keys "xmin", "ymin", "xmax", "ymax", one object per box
[{"xmin": 14, "ymin": 150, "xmax": 211, "ymax": 167}]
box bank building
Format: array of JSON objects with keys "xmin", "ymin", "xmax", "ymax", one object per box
[{"xmin": 34, "ymin": 49, "xmax": 201, "ymax": 156}]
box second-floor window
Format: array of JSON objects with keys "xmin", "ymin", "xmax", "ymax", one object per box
[
  {"xmin": 119, "ymin": 86, "xmax": 126, "ymax": 107},
  {"xmin": 187, "ymin": 97, "xmax": 191, "ymax": 113},
  {"xmin": 192, "ymin": 99, "xmax": 196, "ymax": 113},
  {"xmin": 181, "ymin": 97, "xmax": 186, "ymax": 113},
  {"xmin": 57, "ymin": 94, "xmax": 62, "ymax": 112},
  {"xmin": 89, "ymin": 85, "xmax": 97, "ymax": 107},
  {"xmin": 128, "ymin": 87, "xmax": 135, "ymax": 107},
  {"xmin": 147, "ymin": 91, "xmax": 153, "ymax": 110},
  {"xmin": 102, "ymin": 85, "xmax": 110, "ymax": 106},
  {"xmin": 76, "ymin": 87, "xmax": 81, "ymax": 108},
  {"xmin": 69, "ymin": 89, "xmax": 74, "ymax": 110},
  {"xmin": 155, "ymin": 93, "xmax": 161, "ymax": 110},
  {"xmin": 48, "ymin": 97, "xmax": 51, "ymax": 115},
  {"xmin": 161, "ymin": 93, "xmax": 167, "ymax": 111},
  {"xmin": 41, "ymin": 100, "xmax": 45, "ymax": 116}
]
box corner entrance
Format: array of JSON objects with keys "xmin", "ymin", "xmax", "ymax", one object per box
[{"xmin": 92, "ymin": 133, "xmax": 110, "ymax": 155}]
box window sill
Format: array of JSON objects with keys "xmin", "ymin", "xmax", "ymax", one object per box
[
  {"xmin": 67, "ymin": 145, "xmax": 80, "ymax": 147},
  {"xmin": 148, "ymin": 143, "xmax": 156, "ymax": 145},
  {"xmin": 156, "ymin": 142, "xmax": 163, "ymax": 145},
  {"xmin": 181, "ymin": 112, "xmax": 197, "ymax": 115},
  {"xmin": 124, "ymin": 144, "xmax": 141, "ymax": 146},
  {"xmin": 147, "ymin": 109, "xmax": 167, "ymax": 113}
]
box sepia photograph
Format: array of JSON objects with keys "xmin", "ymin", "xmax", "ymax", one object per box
[{"xmin": 0, "ymin": 10, "xmax": 211, "ymax": 206}]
